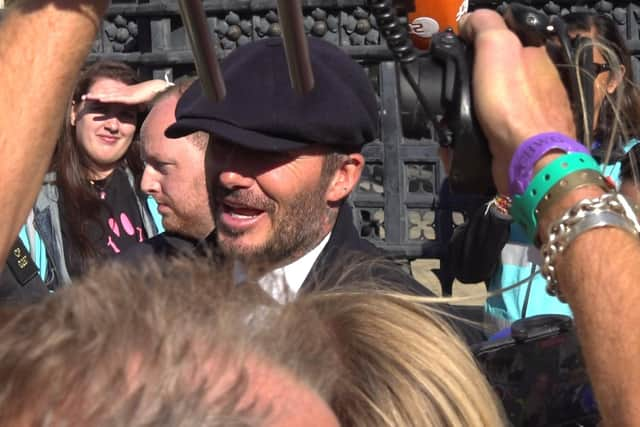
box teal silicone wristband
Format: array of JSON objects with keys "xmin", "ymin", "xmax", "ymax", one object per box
[{"xmin": 511, "ymin": 152, "xmax": 600, "ymax": 242}]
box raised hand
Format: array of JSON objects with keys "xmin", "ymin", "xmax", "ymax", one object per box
[
  {"xmin": 459, "ymin": 9, "xmax": 575, "ymax": 193},
  {"xmin": 83, "ymin": 79, "xmax": 173, "ymax": 105}
]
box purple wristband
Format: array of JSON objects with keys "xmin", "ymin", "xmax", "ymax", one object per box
[{"xmin": 508, "ymin": 132, "xmax": 588, "ymax": 195}]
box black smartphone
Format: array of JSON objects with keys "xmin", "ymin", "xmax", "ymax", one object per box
[{"xmin": 473, "ymin": 315, "xmax": 600, "ymax": 427}]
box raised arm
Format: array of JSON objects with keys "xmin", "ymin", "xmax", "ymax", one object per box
[
  {"xmin": 0, "ymin": 0, "xmax": 108, "ymax": 263},
  {"xmin": 462, "ymin": 10, "xmax": 640, "ymax": 426},
  {"xmin": 82, "ymin": 79, "xmax": 174, "ymax": 105}
]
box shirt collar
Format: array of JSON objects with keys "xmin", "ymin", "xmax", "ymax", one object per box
[{"xmin": 233, "ymin": 232, "xmax": 332, "ymax": 303}]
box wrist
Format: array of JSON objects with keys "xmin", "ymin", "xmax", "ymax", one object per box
[
  {"xmin": 510, "ymin": 152, "xmax": 602, "ymax": 242},
  {"xmin": 541, "ymin": 193, "xmax": 640, "ymax": 300},
  {"xmin": 537, "ymin": 185, "xmax": 606, "ymax": 244},
  {"xmin": 509, "ymin": 133, "xmax": 588, "ymax": 196},
  {"xmin": 533, "ymin": 151, "xmax": 564, "ymax": 174}
]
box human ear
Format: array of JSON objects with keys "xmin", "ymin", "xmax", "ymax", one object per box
[{"xmin": 324, "ymin": 153, "xmax": 364, "ymax": 203}]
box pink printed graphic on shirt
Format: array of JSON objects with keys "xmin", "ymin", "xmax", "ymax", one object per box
[
  {"xmin": 105, "ymin": 212, "xmax": 146, "ymax": 253},
  {"xmin": 106, "ymin": 235, "xmax": 121, "ymax": 253},
  {"xmin": 121, "ymin": 213, "xmax": 135, "ymax": 236},
  {"xmin": 108, "ymin": 218, "xmax": 121, "ymax": 237}
]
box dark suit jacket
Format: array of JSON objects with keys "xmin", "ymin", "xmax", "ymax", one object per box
[
  {"xmin": 126, "ymin": 231, "xmax": 204, "ymax": 261},
  {"xmin": 125, "ymin": 206, "xmax": 484, "ymax": 342},
  {"xmin": 299, "ymin": 204, "xmax": 432, "ymax": 296},
  {"xmin": 299, "ymin": 204, "xmax": 484, "ymax": 343}
]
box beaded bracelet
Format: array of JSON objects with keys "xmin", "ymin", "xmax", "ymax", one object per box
[
  {"xmin": 490, "ymin": 194, "xmax": 512, "ymax": 216},
  {"xmin": 511, "ymin": 152, "xmax": 600, "ymax": 242}
]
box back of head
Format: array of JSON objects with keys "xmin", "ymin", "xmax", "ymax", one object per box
[
  {"xmin": 150, "ymin": 75, "xmax": 196, "ymax": 107},
  {"xmin": 0, "ymin": 257, "xmax": 339, "ymax": 426},
  {"xmin": 0, "ymin": 257, "xmax": 504, "ymax": 426},
  {"xmin": 291, "ymin": 291, "xmax": 506, "ymax": 426},
  {"xmin": 143, "ymin": 76, "xmax": 209, "ymax": 151}
]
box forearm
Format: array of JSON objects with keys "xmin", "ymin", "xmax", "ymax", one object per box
[
  {"xmin": 459, "ymin": 8, "xmax": 638, "ymax": 425},
  {"xmin": 537, "ymin": 161, "xmax": 640, "ymax": 426},
  {"xmin": 561, "ymin": 228, "xmax": 640, "ymax": 426},
  {"xmin": 0, "ymin": 0, "xmax": 108, "ymax": 262}
]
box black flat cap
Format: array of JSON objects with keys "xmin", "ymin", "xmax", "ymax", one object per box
[{"xmin": 165, "ymin": 37, "xmax": 379, "ymax": 152}]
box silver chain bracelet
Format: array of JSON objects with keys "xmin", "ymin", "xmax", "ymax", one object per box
[{"xmin": 541, "ymin": 192, "xmax": 640, "ymax": 301}]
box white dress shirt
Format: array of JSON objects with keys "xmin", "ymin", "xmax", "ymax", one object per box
[{"xmin": 233, "ymin": 232, "xmax": 332, "ymax": 303}]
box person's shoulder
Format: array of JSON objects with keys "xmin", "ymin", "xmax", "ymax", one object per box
[
  {"xmin": 317, "ymin": 245, "xmax": 433, "ymax": 296},
  {"xmin": 0, "ymin": 259, "xmax": 49, "ymax": 306},
  {"xmin": 121, "ymin": 232, "xmax": 199, "ymax": 262}
]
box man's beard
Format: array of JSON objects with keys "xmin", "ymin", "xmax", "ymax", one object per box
[
  {"xmin": 163, "ymin": 213, "xmax": 199, "ymax": 239},
  {"xmin": 163, "ymin": 203, "xmax": 212, "ymax": 240},
  {"xmin": 215, "ymin": 184, "xmax": 330, "ymax": 268}
]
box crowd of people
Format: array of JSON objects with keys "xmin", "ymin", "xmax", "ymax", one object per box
[{"xmin": 0, "ymin": 0, "xmax": 639, "ymax": 425}]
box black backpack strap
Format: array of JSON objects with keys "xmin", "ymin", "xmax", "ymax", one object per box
[{"xmin": 6, "ymin": 238, "xmax": 40, "ymax": 287}]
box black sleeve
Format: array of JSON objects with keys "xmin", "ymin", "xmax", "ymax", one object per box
[{"xmin": 447, "ymin": 202, "xmax": 512, "ymax": 284}]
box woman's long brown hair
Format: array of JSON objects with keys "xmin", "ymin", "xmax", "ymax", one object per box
[
  {"xmin": 53, "ymin": 61, "xmax": 144, "ymax": 260},
  {"xmin": 565, "ymin": 12, "xmax": 640, "ymax": 149}
]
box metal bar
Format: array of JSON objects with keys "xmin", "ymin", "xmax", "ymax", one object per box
[
  {"xmin": 177, "ymin": 0, "xmax": 226, "ymax": 101},
  {"xmin": 87, "ymin": 46, "xmax": 398, "ymax": 66},
  {"xmin": 379, "ymin": 61, "xmax": 405, "ymax": 245},
  {"xmin": 104, "ymin": 1, "xmax": 368, "ymax": 17},
  {"xmin": 276, "ymin": 0, "xmax": 315, "ymax": 93}
]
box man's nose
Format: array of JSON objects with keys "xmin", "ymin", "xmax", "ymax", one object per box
[
  {"xmin": 140, "ymin": 165, "xmax": 160, "ymax": 195},
  {"xmin": 214, "ymin": 145, "xmax": 256, "ymax": 190}
]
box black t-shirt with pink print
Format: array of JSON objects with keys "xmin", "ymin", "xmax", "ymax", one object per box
[{"xmin": 60, "ymin": 167, "xmax": 148, "ymax": 279}]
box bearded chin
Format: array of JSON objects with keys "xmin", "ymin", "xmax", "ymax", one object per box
[
  {"xmin": 215, "ymin": 179, "xmax": 332, "ymax": 268},
  {"xmin": 217, "ymin": 229, "xmax": 291, "ymax": 267},
  {"xmin": 217, "ymin": 219, "xmax": 325, "ymax": 270}
]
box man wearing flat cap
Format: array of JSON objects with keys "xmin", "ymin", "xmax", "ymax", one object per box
[{"xmin": 166, "ymin": 37, "xmax": 428, "ymax": 297}]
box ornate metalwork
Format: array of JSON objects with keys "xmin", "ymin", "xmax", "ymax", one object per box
[
  {"xmin": 358, "ymin": 208, "xmax": 385, "ymax": 240},
  {"xmin": 103, "ymin": 14, "xmax": 138, "ymax": 53},
  {"xmin": 408, "ymin": 209, "xmax": 435, "ymax": 240},
  {"xmin": 340, "ymin": 7, "xmax": 379, "ymax": 46},
  {"xmin": 406, "ymin": 163, "xmax": 436, "ymax": 194},
  {"xmin": 216, "ymin": 11, "xmax": 253, "ymax": 51},
  {"xmin": 358, "ymin": 163, "xmax": 384, "ymax": 195}
]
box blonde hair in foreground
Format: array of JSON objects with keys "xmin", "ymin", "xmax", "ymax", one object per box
[
  {"xmin": 298, "ymin": 290, "xmax": 505, "ymax": 426},
  {"xmin": 0, "ymin": 256, "xmax": 504, "ymax": 426}
]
